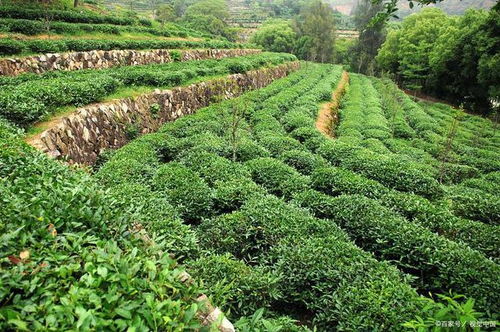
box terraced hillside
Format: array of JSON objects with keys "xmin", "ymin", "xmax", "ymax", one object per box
[
  {"xmin": 0, "ymin": 4, "xmax": 237, "ymax": 58},
  {"xmin": 0, "ymin": 5, "xmax": 499, "ymax": 330},
  {"xmin": 90, "ymin": 63, "xmax": 499, "ymax": 328}
]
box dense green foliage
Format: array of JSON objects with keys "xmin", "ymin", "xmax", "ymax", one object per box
[
  {"xmin": 0, "ymin": 17, "xmax": 193, "ymax": 38},
  {"xmin": 0, "ymin": 1, "xmax": 498, "ymax": 324},
  {"xmin": 94, "ymin": 63, "xmax": 499, "ymax": 328},
  {"xmin": 292, "ymin": 0, "xmax": 335, "ymax": 63},
  {"xmin": 377, "ymin": 8, "xmax": 499, "ymax": 114},
  {"xmin": 250, "ymin": 1, "xmax": 337, "ymax": 62},
  {"xmin": 0, "ymin": 37, "xmax": 249, "ymax": 57},
  {"xmin": 0, "ymin": 52, "xmax": 295, "ymax": 126},
  {"xmin": 0, "ymin": 5, "xmax": 146, "ymax": 26},
  {"xmin": 0, "ymin": 124, "xmax": 211, "ymax": 330},
  {"xmin": 250, "ymin": 20, "xmax": 296, "ymax": 54}
]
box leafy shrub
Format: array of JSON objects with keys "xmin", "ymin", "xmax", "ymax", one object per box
[
  {"xmin": 0, "ymin": 53, "xmax": 292, "ymax": 126},
  {"xmin": 180, "ymin": 150, "xmax": 251, "ymax": 185},
  {"xmin": 234, "ymin": 137, "xmax": 271, "ymax": 161},
  {"xmin": 235, "ymin": 310, "xmax": 311, "ymax": 332},
  {"xmin": 245, "ymin": 157, "xmax": 310, "ymax": 199},
  {"xmin": 281, "ymin": 110, "xmax": 315, "ymax": 132},
  {"xmin": 446, "ymin": 186, "xmax": 500, "ymax": 225},
  {"xmin": 279, "ymin": 149, "xmax": 328, "ymax": 175},
  {"xmin": 0, "ymin": 38, "xmax": 25, "ymax": 55},
  {"xmin": 0, "ymin": 38, "xmax": 249, "ymax": 56},
  {"xmin": 317, "ymin": 140, "xmax": 444, "ymax": 199},
  {"xmin": 311, "ymin": 166, "xmax": 389, "ymax": 198},
  {"xmin": 152, "ymin": 163, "xmax": 213, "ymax": 223},
  {"xmin": 378, "ymin": 190, "xmax": 500, "ymax": 260},
  {"xmin": 293, "ymin": 191, "xmax": 500, "ymax": 313},
  {"xmin": 0, "ymin": 6, "xmax": 142, "ymax": 26},
  {"xmin": 189, "ymin": 254, "xmax": 282, "ymax": 317},
  {"xmin": 461, "ymin": 172, "xmax": 500, "ymax": 196},
  {"xmin": 170, "ymin": 50, "xmax": 182, "ymax": 62},
  {"xmin": 213, "ymin": 178, "xmax": 266, "ymax": 213},
  {"xmin": 0, "ymin": 237, "xmax": 204, "ymax": 330},
  {"xmin": 228, "ymin": 61, "xmax": 251, "ymax": 74},
  {"xmin": 258, "ymin": 135, "xmax": 305, "ymax": 157},
  {"xmin": 107, "ymin": 183, "xmax": 199, "ymax": 260}
]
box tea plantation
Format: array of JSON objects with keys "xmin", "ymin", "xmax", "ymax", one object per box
[{"xmin": 0, "ymin": 2, "xmax": 499, "ymax": 331}]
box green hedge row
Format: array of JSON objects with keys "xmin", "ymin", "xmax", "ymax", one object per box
[
  {"xmin": 0, "ymin": 129, "xmax": 208, "ymax": 330},
  {"xmin": 199, "ymin": 194, "xmax": 423, "ymax": 330},
  {"xmin": 95, "ymin": 66, "xmax": 430, "ymax": 329},
  {"xmin": 0, "ymin": 6, "xmax": 148, "ymax": 26},
  {"xmin": 309, "ymin": 166, "xmax": 499, "ymax": 259},
  {"xmin": 337, "ymin": 75, "xmax": 392, "ymax": 141},
  {"xmin": 444, "ymin": 185, "xmax": 500, "ymax": 225},
  {"xmin": 250, "ymin": 60, "xmax": 500, "ymax": 299},
  {"xmin": 293, "ymin": 190, "xmax": 500, "ymax": 314},
  {"xmin": 371, "ymin": 78, "xmax": 416, "ymax": 139},
  {"xmin": 460, "ymin": 171, "xmax": 500, "ymax": 196},
  {"xmin": 0, "ymin": 18, "xmax": 190, "ymax": 38},
  {"xmin": 95, "ymin": 63, "xmax": 496, "ymax": 327},
  {"xmin": 397, "ymin": 89, "xmax": 500, "ymax": 174},
  {"xmin": 259, "ymin": 64, "xmax": 499, "ymax": 259},
  {"xmin": 0, "ymin": 53, "xmax": 294, "ymax": 127},
  {"xmin": 316, "ymin": 139, "xmax": 443, "ymax": 199},
  {"xmin": 0, "ymin": 38, "xmax": 250, "ymax": 56}
]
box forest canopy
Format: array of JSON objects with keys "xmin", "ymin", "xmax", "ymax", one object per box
[{"xmin": 377, "ymin": 8, "xmax": 500, "ymax": 114}]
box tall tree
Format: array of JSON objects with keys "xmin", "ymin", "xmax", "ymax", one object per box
[
  {"xmin": 182, "ymin": 0, "xmax": 235, "ymax": 40},
  {"xmin": 377, "ymin": 8, "xmax": 451, "ymax": 91},
  {"xmin": 349, "ymin": 0, "xmax": 386, "ymax": 74},
  {"xmin": 156, "ymin": 4, "xmax": 175, "ymax": 27},
  {"xmin": 250, "ymin": 19, "xmax": 296, "ymax": 53},
  {"xmin": 292, "ymin": 0, "xmax": 335, "ymax": 63}
]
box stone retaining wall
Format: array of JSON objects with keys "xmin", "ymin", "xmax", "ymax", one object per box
[
  {"xmin": 32, "ymin": 61, "xmax": 300, "ymax": 165},
  {"xmin": 0, "ymin": 48, "xmax": 261, "ymax": 76}
]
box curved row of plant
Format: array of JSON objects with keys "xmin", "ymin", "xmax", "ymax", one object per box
[
  {"xmin": 0, "ymin": 52, "xmax": 295, "ymax": 127},
  {"xmin": 0, "ymin": 123, "xmax": 218, "ymax": 330},
  {"xmin": 251, "ymin": 65, "xmax": 499, "ymax": 258},
  {"xmin": 94, "ymin": 66, "xmax": 430, "ymax": 330},
  {"xmin": 335, "ymin": 75, "xmax": 500, "ymax": 226},
  {"xmin": 247, "ymin": 64, "xmax": 500, "ymax": 256},
  {"xmin": 396, "ymin": 86, "xmax": 500, "ymax": 174},
  {"xmin": 0, "ymin": 6, "xmax": 151, "ymax": 26},
  {"xmin": 95, "ymin": 63, "xmax": 497, "ymax": 327},
  {"xmin": 237, "ymin": 63, "xmax": 499, "ymax": 313},
  {"xmin": 0, "ymin": 18, "xmax": 194, "ymax": 38},
  {"xmin": 0, "ymin": 38, "xmax": 251, "ymax": 57}
]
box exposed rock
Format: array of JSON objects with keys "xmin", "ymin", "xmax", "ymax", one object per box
[
  {"xmin": 0, "ymin": 49, "xmax": 261, "ymax": 76},
  {"xmin": 30, "ymin": 62, "xmax": 300, "ymax": 165}
]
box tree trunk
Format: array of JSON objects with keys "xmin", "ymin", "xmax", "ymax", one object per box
[{"xmin": 74, "ymin": 0, "xmax": 79, "ymax": 7}]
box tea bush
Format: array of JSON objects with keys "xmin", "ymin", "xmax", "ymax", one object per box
[
  {"xmin": 245, "ymin": 157, "xmax": 310, "ymax": 199},
  {"xmin": 199, "ymin": 194, "xmax": 424, "ymax": 329},
  {"xmin": 279, "ymin": 149, "xmax": 328, "ymax": 175},
  {"xmin": 152, "ymin": 162, "xmax": 213, "ymax": 223},
  {"xmin": 446, "ymin": 186, "xmax": 500, "ymax": 225},
  {"xmin": 317, "ymin": 140, "xmax": 443, "ymax": 199},
  {"xmin": 0, "ymin": 18, "xmax": 196, "ymax": 38},
  {"xmin": 189, "ymin": 254, "xmax": 282, "ymax": 317},
  {"xmin": 0, "ymin": 6, "xmax": 140, "ymax": 26},
  {"xmin": 293, "ymin": 190, "xmax": 500, "ymax": 313},
  {"xmin": 0, "ymin": 134, "xmax": 208, "ymax": 330},
  {"xmin": 77, "ymin": 62, "xmax": 498, "ymax": 328}
]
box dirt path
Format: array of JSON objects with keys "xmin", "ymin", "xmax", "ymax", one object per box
[{"xmin": 316, "ymin": 71, "xmax": 349, "ymax": 137}]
